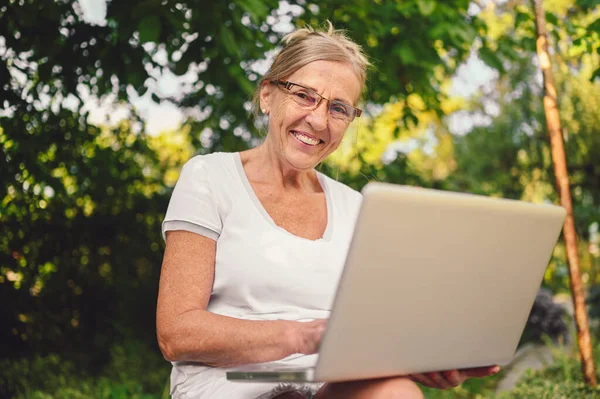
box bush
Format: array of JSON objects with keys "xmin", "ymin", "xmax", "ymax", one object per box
[
  {"xmin": 421, "ymin": 332, "xmax": 600, "ymax": 398},
  {"xmin": 498, "ymin": 338, "xmax": 600, "ymax": 399},
  {"xmin": 3, "ymin": 335, "xmax": 599, "ymax": 398},
  {"xmin": 0, "ymin": 340, "xmax": 170, "ymax": 399}
]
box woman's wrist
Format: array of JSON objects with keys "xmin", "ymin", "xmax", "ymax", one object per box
[{"xmin": 281, "ymin": 320, "xmax": 305, "ymax": 355}]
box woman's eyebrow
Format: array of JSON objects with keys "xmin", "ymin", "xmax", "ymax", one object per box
[
  {"xmin": 332, "ymin": 97, "xmax": 354, "ymax": 105},
  {"xmin": 290, "ymin": 80, "xmax": 317, "ymax": 92},
  {"xmin": 297, "ymin": 81, "xmax": 354, "ymax": 105}
]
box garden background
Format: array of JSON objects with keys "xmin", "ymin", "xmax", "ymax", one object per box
[{"xmin": 1, "ymin": 0, "xmax": 600, "ymax": 397}]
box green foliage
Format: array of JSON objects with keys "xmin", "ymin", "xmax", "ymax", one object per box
[
  {"xmin": 0, "ymin": 114, "xmax": 168, "ymax": 357},
  {"xmin": 0, "ymin": 340, "xmax": 170, "ymax": 399},
  {"xmin": 3, "ymin": 338, "xmax": 600, "ymax": 399},
  {"xmin": 443, "ymin": 0, "xmax": 600, "ymax": 291},
  {"xmin": 419, "ymin": 335, "xmax": 600, "ymax": 398},
  {"xmin": 507, "ymin": 375, "xmax": 600, "ymax": 398},
  {"xmin": 1, "ymin": 0, "xmax": 600, "ymax": 396},
  {"xmin": 0, "ymin": 0, "xmax": 488, "ymax": 153},
  {"xmin": 0, "ymin": 0, "xmax": 494, "ymax": 359},
  {"xmin": 576, "ymin": 0, "xmax": 600, "ymax": 81},
  {"xmin": 496, "ymin": 338, "xmax": 600, "ymax": 398},
  {"xmin": 299, "ymin": 0, "xmax": 482, "ymax": 112}
]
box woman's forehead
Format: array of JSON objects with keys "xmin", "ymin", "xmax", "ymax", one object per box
[{"xmin": 286, "ymin": 60, "xmax": 362, "ymax": 104}]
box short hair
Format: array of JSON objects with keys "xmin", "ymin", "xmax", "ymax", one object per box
[{"xmin": 252, "ymin": 21, "xmax": 370, "ymax": 117}]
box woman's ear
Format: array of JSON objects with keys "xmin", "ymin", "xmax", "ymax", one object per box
[{"xmin": 259, "ymin": 81, "xmax": 271, "ymax": 115}]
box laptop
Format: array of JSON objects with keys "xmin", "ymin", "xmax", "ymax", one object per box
[{"xmin": 226, "ymin": 182, "xmax": 567, "ymax": 383}]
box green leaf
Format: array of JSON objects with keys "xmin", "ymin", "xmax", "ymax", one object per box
[
  {"xmin": 545, "ymin": 11, "xmax": 559, "ymax": 27},
  {"xmin": 127, "ymin": 71, "xmax": 144, "ymax": 89},
  {"xmin": 131, "ymin": 0, "xmax": 161, "ymax": 19},
  {"xmin": 174, "ymin": 61, "xmax": 189, "ymax": 76},
  {"xmin": 588, "ymin": 17, "xmax": 600, "ymax": 33},
  {"xmin": 137, "ymin": 16, "xmax": 161, "ymax": 44},
  {"xmin": 578, "ymin": 0, "xmax": 600, "ymax": 10},
  {"xmin": 416, "ymin": 0, "xmax": 436, "ymax": 16},
  {"xmin": 520, "ymin": 36, "xmax": 536, "ymax": 52},
  {"xmin": 514, "ymin": 10, "xmax": 532, "ymax": 29},
  {"xmin": 219, "ymin": 26, "xmax": 241, "ymax": 58},
  {"xmin": 395, "ymin": 45, "xmax": 416, "ymax": 64},
  {"xmin": 38, "ymin": 62, "xmax": 52, "ymax": 82},
  {"xmin": 450, "ymin": 24, "xmax": 476, "ymax": 46},
  {"xmin": 137, "ymin": 85, "xmax": 149, "ymax": 97},
  {"xmin": 498, "ymin": 40, "xmax": 520, "ymax": 62},
  {"xmin": 402, "ymin": 109, "xmax": 419, "ymax": 129},
  {"xmin": 479, "ymin": 46, "xmax": 505, "ymax": 73},
  {"xmin": 233, "ymin": 71, "xmax": 255, "ymax": 96},
  {"xmin": 236, "ymin": 0, "xmax": 269, "ymax": 25}
]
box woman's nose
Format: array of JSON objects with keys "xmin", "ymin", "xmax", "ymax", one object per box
[{"xmin": 306, "ymin": 101, "xmax": 329, "ymax": 131}]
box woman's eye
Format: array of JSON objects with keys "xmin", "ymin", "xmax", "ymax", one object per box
[
  {"xmin": 295, "ymin": 91, "xmax": 315, "ymax": 102},
  {"xmin": 331, "ymin": 104, "xmax": 350, "ymax": 115}
]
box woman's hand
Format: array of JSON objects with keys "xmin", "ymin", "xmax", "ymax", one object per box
[
  {"xmin": 409, "ymin": 365, "xmax": 500, "ymax": 389},
  {"xmin": 292, "ymin": 319, "xmax": 328, "ymax": 355}
]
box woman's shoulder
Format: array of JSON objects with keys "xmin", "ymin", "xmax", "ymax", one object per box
[
  {"xmin": 177, "ymin": 152, "xmax": 240, "ymax": 196},
  {"xmin": 183, "ymin": 152, "xmax": 237, "ymax": 172},
  {"xmin": 181, "ymin": 152, "xmax": 238, "ymax": 181},
  {"xmin": 318, "ymin": 173, "xmax": 363, "ymax": 207}
]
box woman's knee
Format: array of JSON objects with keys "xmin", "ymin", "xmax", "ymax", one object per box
[
  {"xmin": 317, "ymin": 377, "xmax": 423, "ymax": 399},
  {"xmin": 361, "ymin": 378, "xmax": 423, "ymax": 399}
]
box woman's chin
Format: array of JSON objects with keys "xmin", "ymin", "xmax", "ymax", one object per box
[{"xmin": 283, "ymin": 150, "xmax": 324, "ymax": 171}]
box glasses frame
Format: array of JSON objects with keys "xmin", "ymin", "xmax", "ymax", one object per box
[{"xmin": 270, "ymin": 79, "xmax": 362, "ymax": 122}]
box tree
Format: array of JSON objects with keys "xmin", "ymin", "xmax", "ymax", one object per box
[
  {"xmin": 438, "ymin": 0, "xmax": 599, "ymax": 382},
  {"xmin": 531, "ymin": 0, "xmax": 596, "ymax": 385},
  {"xmin": 0, "ymin": 0, "xmax": 491, "ymax": 361}
]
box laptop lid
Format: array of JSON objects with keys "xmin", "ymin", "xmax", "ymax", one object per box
[{"xmin": 314, "ymin": 182, "xmax": 566, "ymax": 382}]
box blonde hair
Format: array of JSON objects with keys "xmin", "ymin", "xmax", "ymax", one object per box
[{"xmin": 252, "ymin": 21, "xmax": 370, "ymax": 118}]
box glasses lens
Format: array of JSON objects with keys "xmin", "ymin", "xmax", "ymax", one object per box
[
  {"xmin": 279, "ymin": 81, "xmax": 359, "ymax": 123},
  {"xmin": 287, "ymin": 85, "xmax": 318, "ymax": 108},
  {"xmin": 329, "ymin": 101, "xmax": 355, "ymax": 122}
]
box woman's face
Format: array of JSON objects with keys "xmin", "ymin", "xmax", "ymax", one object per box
[{"xmin": 260, "ymin": 60, "xmax": 361, "ymax": 171}]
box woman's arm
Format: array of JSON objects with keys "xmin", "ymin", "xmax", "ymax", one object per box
[{"xmin": 156, "ymin": 230, "xmax": 324, "ymax": 367}]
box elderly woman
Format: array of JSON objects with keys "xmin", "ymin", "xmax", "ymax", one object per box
[{"xmin": 156, "ymin": 23, "xmax": 498, "ymax": 399}]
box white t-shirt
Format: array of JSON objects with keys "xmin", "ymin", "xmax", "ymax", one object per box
[{"xmin": 162, "ymin": 152, "xmax": 362, "ymax": 398}]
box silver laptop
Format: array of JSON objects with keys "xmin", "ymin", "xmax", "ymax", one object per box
[{"xmin": 227, "ymin": 182, "xmax": 566, "ymax": 383}]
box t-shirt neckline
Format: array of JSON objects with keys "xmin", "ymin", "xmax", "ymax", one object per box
[{"xmin": 233, "ymin": 152, "xmax": 334, "ymax": 242}]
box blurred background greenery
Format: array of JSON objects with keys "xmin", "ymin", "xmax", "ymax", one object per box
[{"xmin": 1, "ymin": 0, "xmax": 599, "ymax": 397}]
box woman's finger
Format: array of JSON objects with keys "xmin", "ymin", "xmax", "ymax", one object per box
[
  {"xmin": 425, "ymin": 372, "xmax": 453, "ymax": 389},
  {"xmin": 410, "ymin": 373, "xmax": 438, "ymax": 388},
  {"xmin": 442, "ymin": 369, "xmax": 463, "ymax": 387},
  {"xmin": 461, "ymin": 365, "xmax": 500, "ymax": 378},
  {"xmin": 411, "ymin": 366, "xmax": 499, "ymax": 390}
]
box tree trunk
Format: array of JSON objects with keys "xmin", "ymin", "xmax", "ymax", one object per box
[{"xmin": 531, "ymin": 0, "xmax": 597, "ymax": 386}]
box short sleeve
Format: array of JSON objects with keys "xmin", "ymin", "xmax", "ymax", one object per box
[{"xmin": 161, "ymin": 157, "xmax": 222, "ymax": 241}]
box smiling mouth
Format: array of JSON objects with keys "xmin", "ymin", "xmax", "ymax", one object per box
[{"xmin": 290, "ymin": 130, "xmax": 323, "ymax": 146}]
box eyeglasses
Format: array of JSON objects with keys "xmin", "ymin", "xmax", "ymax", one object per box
[{"xmin": 270, "ymin": 80, "xmax": 362, "ymax": 123}]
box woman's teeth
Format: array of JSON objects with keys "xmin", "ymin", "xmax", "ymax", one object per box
[{"xmin": 292, "ymin": 131, "xmax": 320, "ymax": 146}]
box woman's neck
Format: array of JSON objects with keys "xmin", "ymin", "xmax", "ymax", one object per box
[{"xmin": 240, "ymin": 143, "xmax": 319, "ymax": 192}]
